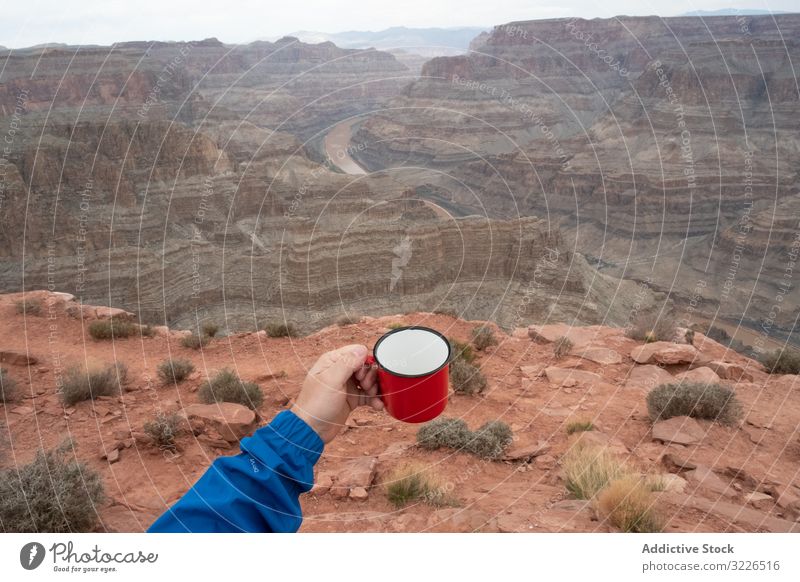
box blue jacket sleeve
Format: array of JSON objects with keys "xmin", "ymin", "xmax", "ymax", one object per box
[{"xmin": 147, "ymin": 410, "xmax": 324, "ymax": 533}]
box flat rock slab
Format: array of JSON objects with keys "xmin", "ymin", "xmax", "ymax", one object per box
[
  {"xmin": 573, "ymin": 347, "xmax": 623, "ymax": 365},
  {"xmin": 663, "ymin": 493, "xmax": 800, "ymax": 533},
  {"xmin": 0, "ymin": 350, "xmax": 38, "ymax": 366},
  {"xmin": 675, "ymin": 366, "xmax": 722, "ymax": 384},
  {"xmin": 568, "ymin": 431, "xmax": 629, "ymax": 456},
  {"xmin": 685, "ymin": 465, "xmax": 736, "ymax": 498},
  {"xmin": 624, "ymin": 364, "xmax": 674, "ymax": 391},
  {"xmin": 631, "ymin": 341, "xmax": 701, "ymax": 365},
  {"xmin": 701, "ymin": 361, "xmax": 754, "ymax": 382},
  {"xmin": 502, "ymin": 441, "xmax": 551, "ymax": 461},
  {"xmin": 544, "ymin": 366, "xmax": 601, "ymax": 386},
  {"xmin": 329, "ymin": 456, "xmax": 378, "ymax": 499},
  {"xmin": 652, "ymin": 416, "xmax": 706, "ymax": 445},
  {"xmin": 528, "ymin": 324, "xmax": 597, "ymax": 348},
  {"xmin": 182, "ymin": 402, "xmax": 256, "ymax": 442}
]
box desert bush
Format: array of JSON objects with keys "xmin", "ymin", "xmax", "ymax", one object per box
[
  {"xmin": 471, "ymin": 326, "xmax": 498, "ymax": 351},
  {"xmin": 467, "ymin": 420, "xmax": 513, "ymax": 459},
  {"xmin": 59, "ymin": 364, "xmax": 124, "ymax": 406},
  {"xmin": 386, "ymin": 323, "xmax": 403, "ymax": 330},
  {"xmin": 417, "ymin": 417, "xmax": 512, "ymax": 459},
  {"xmin": 264, "ymin": 322, "xmax": 298, "ymax": 337},
  {"xmin": 201, "ymin": 322, "xmax": 220, "ymax": 337},
  {"xmin": 157, "ymin": 358, "xmax": 195, "ymax": 384},
  {"xmin": 596, "ymin": 476, "xmax": 664, "ymax": 533},
  {"xmin": 684, "ymin": 329, "xmax": 695, "ymax": 345},
  {"xmin": 553, "ymin": 336, "xmax": 574, "ymax": 359},
  {"xmin": 433, "ymin": 308, "xmax": 458, "ymax": 318},
  {"xmin": 564, "ymin": 444, "xmax": 629, "ymax": 499},
  {"xmin": 139, "ymin": 324, "xmax": 156, "ymax": 338},
  {"xmin": 565, "ymin": 420, "xmax": 594, "ymax": 435},
  {"xmin": 0, "ymin": 440, "xmax": 104, "ymax": 532},
  {"xmin": 1, "ymin": 368, "xmax": 19, "ymax": 403},
  {"xmin": 143, "ymin": 412, "xmax": 181, "ymax": 451},
  {"xmin": 448, "ymin": 338, "xmax": 476, "ymax": 364},
  {"xmin": 760, "ymin": 348, "xmax": 800, "ymax": 375},
  {"xmin": 181, "ymin": 333, "xmax": 210, "ymax": 350},
  {"xmin": 199, "ymin": 368, "xmax": 263, "ymax": 410},
  {"xmin": 335, "ymin": 314, "xmax": 360, "ymax": 326},
  {"xmin": 15, "ymin": 298, "xmax": 42, "ymax": 316},
  {"xmin": 88, "ymin": 318, "xmax": 138, "ymax": 340},
  {"xmin": 417, "ymin": 417, "xmax": 471, "ymax": 451},
  {"xmin": 705, "ymin": 326, "xmax": 758, "ymax": 359},
  {"xmin": 627, "ymin": 311, "xmax": 676, "ymax": 343},
  {"xmin": 646, "ymin": 382, "xmax": 742, "ymax": 425},
  {"xmin": 384, "ymin": 463, "xmax": 452, "ymax": 508},
  {"xmin": 449, "ymin": 357, "xmax": 487, "ymax": 395}
]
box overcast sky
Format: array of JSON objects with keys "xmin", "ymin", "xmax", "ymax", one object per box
[{"xmin": 1, "ymin": 0, "xmax": 797, "ymax": 48}]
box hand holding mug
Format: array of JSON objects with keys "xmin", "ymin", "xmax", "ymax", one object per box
[{"xmin": 291, "ymin": 344, "xmax": 383, "ymax": 444}]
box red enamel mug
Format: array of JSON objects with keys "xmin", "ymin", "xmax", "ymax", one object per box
[{"xmin": 366, "ymin": 326, "xmax": 451, "ymax": 423}]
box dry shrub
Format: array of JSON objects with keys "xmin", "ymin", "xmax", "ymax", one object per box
[
  {"xmin": 627, "ymin": 311, "xmax": 676, "ymax": 343},
  {"xmin": 201, "ymin": 322, "xmax": 220, "ymax": 337},
  {"xmin": 0, "ymin": 368, "xmax": 19, "ymax": 403},
  {"xmin": 564, "ymin": 445, "xmax": 629, "ymax": 500},
  {"xmin": 335, "ymin": 314, "xmax": 360, "ymax": 326},
  {"xmin": 0, "ymin": 440, "xmax": 104, "ymax": 532},
  {"xmin": 449, "ymin": 357, "xmax": 487, "ymax": 395},
  {"xmin": 88, "ymin": 318, "xmax": 138, "ymax": 340},
  {"xmin": 596, "ymin": 476, "xmax": 664, "ymax": 532},
  {"xmin": 553, "ymin": 336, "xmax": 574, "ymax": 359},
  {"xmin": 139, "ymin": 324, "xmax": 156, "ymax": 338},
  {"xmin": 386, "ymin": 323, "xmax": 403, "ymax": 330},
  {"xmin": 448, "ymin": 338, "xmax": 476, "ymax": 364},
  {"xmin": 59, "ymin": 363, "xmax": 125, "ymax": 406},
  {"xmin": 384, "ymin": 463, "xmax": 453, "ymax": 508},
  {"xmin": 143, "ymin": 412, "xmax": 181, "ymax": 451},
  {"xmin": 157, "ymin": 358, "xmax": 195, "ymax": 384},
  {"xmin": 471, "ymin": 326, "xmax": 498, "ymax": 351},
  {"xmin": 433, "ymin": 308, "xmax": 458, "ymax": 318},
  {"xmin": 417, "ymin": 417, "xmax": 512, "ymax": 460},
  {"xmin": 467, "ymin": 421, "xmax": 513, "ymax": 459},
  {"xmin": 199, "ymin": 368, "xmax": 263, "ymax": 410},
  {"xmin": 181, "ymin": 333, "xmax": 210, "ymax": 350},
  {"xmin": 565, "ymin": 420, "xmax": 594, "ymax": 434},
  {"xmin": 760, "ymin": 348, "xmax": 800, "ymax": 375},
  {"xmin": 264, "ymin": 322, "xmax": 298, "ymax": 337},
  {"xmin": 15, "ymin": 298, "xmax": 42, "ymax": 316},
  {"xmin": 646, "ymin": 382, "xmax": 742, "ymax": 425}
]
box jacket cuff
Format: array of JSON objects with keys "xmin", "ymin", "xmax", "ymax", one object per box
[{"xmin": 259, "ymin": 410, "xmax": 324, "ymax": 465}]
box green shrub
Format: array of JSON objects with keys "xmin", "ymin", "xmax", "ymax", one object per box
[
  {"xmin": 181, "ymin": 333, "xmax": 210, "ymax": 350},
  {"xmin": 646, "ymin": 382, "xmax": 742, "ymax": 425},
  {"xmin": 467, "ymin": 421, "xmax": 513, "ymax": 459},
  {"xmin": 566, "ymin": 420, "xmax": 594, "ymax": 434},
  {"xmin": 627, "ymin": 312, "xmax": 676, "ymax": 343},
  {"xmin": 157, "ymin": 358, "xmax": 195, "ymax": 384},
  {"xmin": 143, "ymin": 412, "xmax": 181, "ymax": 451},
  {"xmin": 264, "ymin": 322, "xmax": 298, "ymax": 337},
  {"xmin": 335, "ymin": 315, "xmax": 359, "ymax": 326},
  {"xmin": 564, "ymin": 444, "xmax": 630, "ymax": 499},
  {"xmin": 417, "ymin": 417, "xmax": 471, "ymax": 451},
  {"xmin": 384, "ymin": 463, "xmax": 452, "ymax": 508},
  {"xmin": 199, "ymin": 368, "xmax": 263, "ymax": 410},
  {"xmin": 15, "ymin": 298, "xmax": 42, "ymax": 316},
  {"xmin": 448, "ymin": 338, "xmax": 476, "ymax": 364},
  {"xmin": 760, "ymin": 348, "xmax": 800, "ymax": 375},
  {"xmin": 417, "ymin": 417, "xmax": 512, "ymax": 459},
  {"xmin": 88, "ymin": 318, "xmax": 138, "ymax": 340},
  {"xmin": 553, "ymin": 336, "xmax": 574, "ymax": 359},
  {"xmin": 471, "ymin": 326, "xmax": 498, "ymax": 351},
  {"xmin": 449, "ymin": 357, "xmax": 487, "ymax": 395},
  {"xmin": 201, "ymin": 322, "xmax": 220, "ymax": 337},
  {"xmin": 0, "ymin": 368, "xmax": 19, "ymax": 403},
  {"xmin": 59, "ymin": 364, "xmax": 124, "ymax": 406},
  {"xmin": 0, "ymin": 440, "xmax": 104, "ymax": 532}
]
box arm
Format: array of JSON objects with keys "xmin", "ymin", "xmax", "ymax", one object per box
[
  {"xmin": 148, "ymin": 344, "xmax": 381, "ymax": 533},
  {"xmin": 147, "ymin": 410, "xmax": 323, "ymax": 533}
]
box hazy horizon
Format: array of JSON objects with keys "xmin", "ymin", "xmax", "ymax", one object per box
[{"xmin": 1, "ymin": 0, "xmax": 797, "ymax": 49}]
